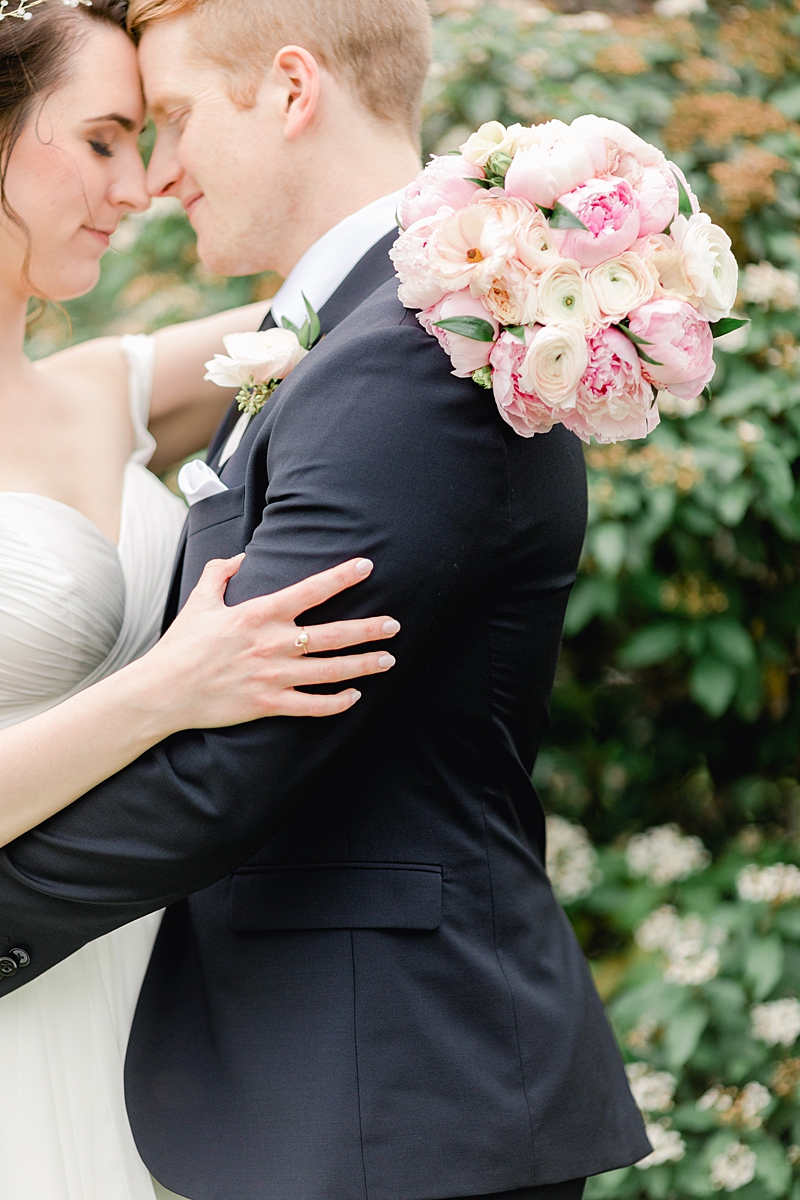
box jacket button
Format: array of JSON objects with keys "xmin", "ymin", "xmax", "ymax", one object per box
[
  {"xmin": 0, "ymin": 957, "xmax": 17, "ymax": 978},
  {"xmin": 10, "ymin": 948, "xmax": 29, "ymax": 969}
]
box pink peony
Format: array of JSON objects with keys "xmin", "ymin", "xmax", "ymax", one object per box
[
  {"xmin": 399, "ymin": 155, "xmax": 484, "ymax": 228},
  {"xmin": 567, "ymin": 328, "xmax": 660, "ymax": 444},
  {"xmin": 426, "ymin": 193, "xmax": 535, "ymax": 297},
  {"xmin": 504, "ymin": 121, "xmax": 607, "ymax": 210},
  {"xmin": 628, "ymin": 298, "xmax": 715, "ymax": 400},
  {"xmin": 418, "ymin": 291, "xmax": 499, "ymax": 378},
  {"xmin": 635, "ymin": 166, "xmax": 679, "ymax": 237},
  {"xmin": 390, "ymin": 215, "xmax": 451, "ymax": 310},
  {"xmin": 490, "ymin": 330, "xmax": 560, "ymax": 437},
  {"xmin": 552, "ymin": 177, "xmax": 642, "ymax": 268},
  {"xmin": 569, "ymin": 115, "xmax": 666, "ymax": 176}
]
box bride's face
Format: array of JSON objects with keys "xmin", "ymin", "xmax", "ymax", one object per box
[{"xmin": 0, "ymin": 23, "xmax": 150, "ymax": 302}]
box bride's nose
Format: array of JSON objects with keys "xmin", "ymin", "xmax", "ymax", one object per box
[{"xmin": 110, "ymin": 158, "xmax": 151, "ymax": 215}]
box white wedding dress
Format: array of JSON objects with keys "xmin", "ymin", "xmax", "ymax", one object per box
[{"xmin": 0, "ymin": 336, "xmax": 188, "ymax": 1200}]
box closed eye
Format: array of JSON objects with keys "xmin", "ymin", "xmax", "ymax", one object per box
[{"xmin": 89, "ymin": 139, "xmax": 113, "ymax": 159}]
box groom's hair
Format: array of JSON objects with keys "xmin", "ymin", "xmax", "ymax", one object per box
[{"xmin": 127, "ymin": 0, "xmax": 432, "ymax": 139}]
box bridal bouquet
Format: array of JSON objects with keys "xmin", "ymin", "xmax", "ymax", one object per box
[{"xmin": 391, "ymin": 116, "xmax": 745, "ymax": 443}]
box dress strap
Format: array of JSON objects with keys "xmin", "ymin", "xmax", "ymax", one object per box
[{"xmin": 119, "ymin": 334, "xmax": 158, "ymax": 467}]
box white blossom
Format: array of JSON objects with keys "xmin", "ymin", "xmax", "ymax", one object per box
[
  {"xmin": 635, "ymin": 906, "xmax": 723, "ymax": 986},
  {"xmin": 710, "ymin": 1142, "xmax": 757, "ymax": 1192},
  {"xmin": 627, "ymin": 824, "xmax": 711, "ymax": 886},
  {"xmin": 626, "ymin": 1063, "xmax": 677, "ymax": 1114},
  {"xmin": 737, "ymin": 863, "xmax": 800, "ymax": 906},
  {"xmin": 739, "ymin": 262, "xmax": 800, "ymax": 312},
  {"xmin": 738, "ymin": 1082, "xmax": 771, "ymax": 1127},
  {"xmin": 545, "ymin": 815, "xmax": 601, "ymax": 904},
  {"xmin": 555, "ymin": 10, "xmax": 613, "ymax": 31},
  {"xmin": 635, "ymin": 1121, "xmax": 687, "ymax": 1169},
  {"xmin": 698, "ymin": 1086, "xmax": 733, "ymax": 1113},
  {"xmin": 698, "ymin": 1083, "xmax": 771, "ymax": 1129},
  {"xmin": 635, "ymin": 905, "xmax": 684, "ymax": 952},
  {"xmin": 751, "ymin": 998, "xmax": 800, "ymax": 1048},
  {"xmin": 653, "ymin": 0, "xmax": 707, "ymax": 15}
]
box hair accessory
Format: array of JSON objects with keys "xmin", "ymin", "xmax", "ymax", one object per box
[{"xmin": 0, "ymin": 0, "xmax": 92, "ymax": 20}]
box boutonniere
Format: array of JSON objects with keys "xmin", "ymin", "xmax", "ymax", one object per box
[{"xmin": 204, "ymin": 296, "xmax": 321, "ymax": 417}]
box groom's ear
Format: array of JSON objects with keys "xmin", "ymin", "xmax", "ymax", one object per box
[{"xmin": 272, "ymin": 46, "xmax": 321, "ymax": 141}]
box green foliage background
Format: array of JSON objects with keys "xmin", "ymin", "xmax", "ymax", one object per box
[{"xmin": 32, "ymin": 1, "xmax": 800, "ymax": 1194}]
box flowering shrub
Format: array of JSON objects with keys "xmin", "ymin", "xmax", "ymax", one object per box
[{"xmin": 549, "ymin": 818, "xmax": 800, "ymax": 1198}]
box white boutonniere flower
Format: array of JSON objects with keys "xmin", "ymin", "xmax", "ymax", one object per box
[{"xmin": 204, "ymin": 297, "xmax": 321, "ymax": 417}]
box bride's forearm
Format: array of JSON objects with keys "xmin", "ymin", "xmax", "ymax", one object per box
[{"xmin": 0, "ymin": 658, "xmax": 179, "ymax": 847}]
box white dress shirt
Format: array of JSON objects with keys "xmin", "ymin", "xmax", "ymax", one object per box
[{"xmin": 219, "ymin": 190, "xmax": 403, "ymax": 467}]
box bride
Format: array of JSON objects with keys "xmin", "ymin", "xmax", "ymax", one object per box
[{"xmin": 0, "ymin": 1, "xmax": 400, "ymax": 1198}]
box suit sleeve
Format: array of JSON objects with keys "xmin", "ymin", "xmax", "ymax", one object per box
[{"xmin": 0, "ymin": 312, "xmax": 509, "ymax": 989}]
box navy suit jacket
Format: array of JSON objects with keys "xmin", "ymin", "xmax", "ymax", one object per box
[{"xmin": 0, "ymin": 236, "xmax": 649, "ymax": 1200}]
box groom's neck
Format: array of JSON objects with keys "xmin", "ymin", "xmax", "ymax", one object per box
[{"xmin": 269, "ymin": 124, "xmax": 420, "ymax": 278}]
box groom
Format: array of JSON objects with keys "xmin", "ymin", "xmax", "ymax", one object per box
[{"xmin": 0, "ymin": 2, "xmax": 649, "ymax": 1198}]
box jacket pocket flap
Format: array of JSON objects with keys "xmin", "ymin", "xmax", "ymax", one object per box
[
  {"xmin": 187, "ymin": 485, "xmax": 246, "ymax": 534},
  {"xmin": 230, "ymin": 862, "xmax": 442, "ymax": 932}
]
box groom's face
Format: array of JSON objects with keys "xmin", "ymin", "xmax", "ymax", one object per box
[{"xmin": 139, "ymin": 17, "xmax": 290, "ymax": 276}]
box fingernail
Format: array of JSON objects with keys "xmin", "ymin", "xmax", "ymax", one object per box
[
  {"xmin": 382, "ymin": 619, "xmax": 401, "ymax": 635},
  {"xmin": 350, "ymin": 690, "xmax": 362, "ymax": 704},
  {"xmin": 378, "ymin": 653, "xmax": 396, "ymax": 670},
  {"xmin": 356, "ymin": 559, "xmax": 374, "ymax": 576}
]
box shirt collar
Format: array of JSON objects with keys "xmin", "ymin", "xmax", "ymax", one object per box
[{"xmin": 269, "ymin": 190, "xmax": 404, "ymax": 331}]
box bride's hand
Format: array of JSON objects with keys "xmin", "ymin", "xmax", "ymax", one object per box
[{"xmin": 140, "ymin": 555, "xmax": 399, "ymax": 732}]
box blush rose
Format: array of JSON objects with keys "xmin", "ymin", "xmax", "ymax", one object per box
[{"xmin": 628, "ymin": 298, "xmax": 715, "ymax": 400}]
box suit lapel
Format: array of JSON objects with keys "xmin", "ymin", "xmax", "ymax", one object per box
[{"xmin": 163, "ymin": 229, "xmax": 399, "ymax": 630}]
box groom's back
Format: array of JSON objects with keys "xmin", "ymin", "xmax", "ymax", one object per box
[{"xmin": 126, "ymin": 283, "xmax": 647, "ymax": 1200}]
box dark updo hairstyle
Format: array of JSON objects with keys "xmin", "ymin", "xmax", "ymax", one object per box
[{"xmin": 0, "ymin": 0, "xmax": 132, "ymax": 287}]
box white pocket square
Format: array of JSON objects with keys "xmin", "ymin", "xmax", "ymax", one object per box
[{"xmin": 177, "ymin": 460, "xmax": 229, "ymax": 507}]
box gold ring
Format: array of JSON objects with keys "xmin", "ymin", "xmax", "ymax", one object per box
[{"xmin": 295, "ymin": 629, "xmax": 310, "ymax": 654}]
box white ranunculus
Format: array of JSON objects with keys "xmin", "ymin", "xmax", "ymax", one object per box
[
  {"xmin": 586, "ymin": 253, "xmax": 656, "ymax": 325},
  {"xmin": 520, "ymin": 322, "xmax": 588, "ymax": 407},
  {"xmin": 670, "ymin": 213, "xmax": 738, "ymax": 322},
  {"xmin": 204, "ymin": 329, "xmax": 308, "ymax": 388},
  {"xmin": 459, "ymin": 120, "xmax": 540, "ymax": 167},
  {"xmin": 536, "ymin": 260, "xmax": 599, "ymax": 330}
]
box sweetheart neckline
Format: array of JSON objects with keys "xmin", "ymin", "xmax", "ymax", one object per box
[{"xmin": 0, "ymin": 490, "xmax": 121, "ymax": 551}]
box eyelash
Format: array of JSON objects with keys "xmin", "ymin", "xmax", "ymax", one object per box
[{"xmin": 89, "ymin": 139, "xmax": 113, "ymax": 159}]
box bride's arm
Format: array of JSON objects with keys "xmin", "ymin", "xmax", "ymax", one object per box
[{"xmin": 0, "ymin": 555, "xmax": 398, "ymax": 848}]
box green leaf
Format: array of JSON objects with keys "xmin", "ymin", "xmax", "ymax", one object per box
[
  {"xmin": 466, "ymin": 177, "xmax": 493, "ymax": 189},
  {"xmin": 617, "ymin": 323, "xmax": 664, "ymax": 367},
  {"xmin": 706, "ymin": 619, "xmax": 756, "ymax": 669},
  {"xmin": 664, "ymin": 1002, "xmax": 708, "ymax": 1069},
  {"xmin": 549, "ymin": 201, "xmax": 589, "ymax": 230},
  {"xmin": 302, "ymin": 293, "xmax": 321, "ymax": 348},
  {"xmin": 619, "ymin": 622, "xmax": 683, "ymax": 668},
  {"xmin": 711, "ymin": 317, "xmax": 750, "ymax": 338},
  {"xmin": 745, "ymin": 935, "xmax": 784, "ymax": 1000},
  {"xmin": 672, "ymin": 170, "xmax": 694, "ymax": 219},
  {"xmin": 503, "ymin": 324, "xmax": 525, "ymax": 340},
  {"xmin": 689, "ymin": 655, "xmax": 738, "ymax": 716},
  {"xmin": 434, "ymin": 316, "xmax": 497, "ymax": 342},
  {"xmin": 590, "ymin": 522, "xmax": 627, "ymax": 576},
  {"xmin": 755, "ymin": 1140, "xmax": 792, "ymax": 1198},
  {"xmin": 563, "ymin": 577, "xmax": 618, "ymax": 635}
]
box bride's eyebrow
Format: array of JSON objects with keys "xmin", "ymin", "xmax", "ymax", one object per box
[{"xmin": 83, "ymin": 114, "xmax": 137, "ymax": 132}]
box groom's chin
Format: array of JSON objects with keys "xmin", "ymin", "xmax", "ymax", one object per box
[{"xmin": 195, "ymin": 230, "xmax": 265, "ymax": 279}]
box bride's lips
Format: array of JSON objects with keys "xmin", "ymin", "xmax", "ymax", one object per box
[{"xmin": 83, "ymin": 227, "xmax": 112, "ymax": 248}]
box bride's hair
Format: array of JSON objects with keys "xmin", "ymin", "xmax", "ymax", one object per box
[{"xmin": 0, "ymin": 0, "xmax": 130, "ymax": 239}]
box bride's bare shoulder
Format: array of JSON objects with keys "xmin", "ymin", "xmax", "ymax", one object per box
[{"xmin": 34, "ymin": 336, "xmax": 130, "ymax": 414}]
